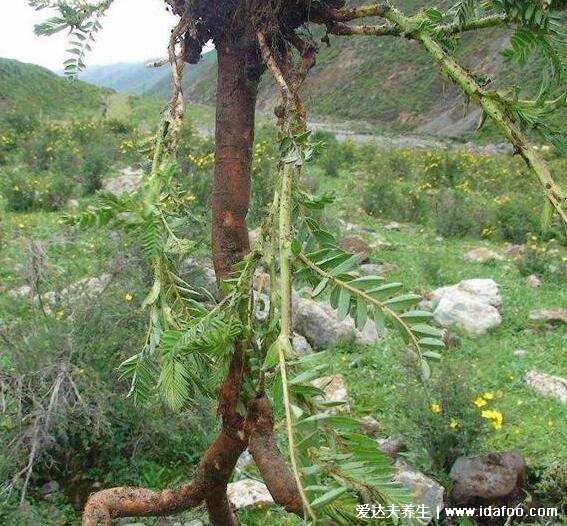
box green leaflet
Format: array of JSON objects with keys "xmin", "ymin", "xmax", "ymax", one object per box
[{"xmin": 142, "ymin": 276, "xmax": 162, "ymax": 308}]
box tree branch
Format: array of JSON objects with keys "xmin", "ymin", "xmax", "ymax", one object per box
[{"xmin": 432, "ymin": 13, "xmax": 508, "ymax": 37}]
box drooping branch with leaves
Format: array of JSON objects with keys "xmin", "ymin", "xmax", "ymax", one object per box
[{"xmin": 27, "ymin": 0, "xmax": 566, "ymax": 525}]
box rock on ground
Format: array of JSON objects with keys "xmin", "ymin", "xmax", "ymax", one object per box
[
  {"xmin": 526, "ymin": 274, "xmax": 542, "ymax": 288},
  {"xmin": 465, "ymin": 247, "xmax": 503, "ymax": 263},
  {"xmin": 104, "ymin": 167, "xmax": 143, "ymax": 195},
  {"xmin": 292, "ymin": 333, "xmax": 313, "ymax": 355},
  {"xmin": 502, "ymin": 243, "xmax": 525, "ymax": 258},
  {"xmin": 529, "ymin": 308, "xmax": 567, "ymax": 324},
  {"xmin": 430, "ymin": 279, "xmax": 502, "ymax": 337},
  {"xmin": 394, "ymin": 460, "xmax": 444, "ymax": 516},
  {"xmin": 292, "ymin": 293, "xmax": 380, "ymax": 349},
  {"xmin": 378, "ymin": 437, "xmax": 406, "ymax": 458},
  {"xmin": 226, "ymin": 479, "xmax": 274, "ymax": 509},
  {"xmin": 525, "ymin": 370, "xmax": 567, "ymax": 404},
  {"xmin": 385, "ymin": 221, "xmax": 402, "ymax": 231},
  {"xmin": 236, "ymin": 449, "xmax": 255, "ymax": 471},
  {"xmin": 450, "ymin": 450, "xmax": 526, "ymax": 505},
  {"xmin": 339, "ymin": 235, "xmax": 371, "ymax": 262},
  {"xmin": 359, "ymin": 262, "xmax": 398, "ymax": 275},
  {"xmin": 312, "ymin": 374, "xmax": 350, "ymax": 413},
  {"xmin": 361, "ymin": 416, "xmax": 382, "ymax": 436}
]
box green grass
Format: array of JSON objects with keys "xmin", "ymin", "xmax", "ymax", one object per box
[
  {"xmin": 0, "ymin": 58, "xmax": 111, "ymax": 121},
  {"xmin": 1, "ymin": 132, "xmax": 565, "ymax": 524},
  {"xmin": 312, "ymin": 164, "xmax": 567, "ymax": 473}
]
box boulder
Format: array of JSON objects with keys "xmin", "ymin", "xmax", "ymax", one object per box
[
  {"xmin": 431, "ymin": 279, "xmax": 502, "ymax": 337},
  {"xmin": 385, "ymin": 221, "xmax": 402, "ymax": 231},
  {"xmin": 529, "ymin": 308, "xmax": 567, "ymax": 325},
  {"xmin": 526, "ymin": 274, "xmax": 542, "ymax": 288},
  {"xmin": 450, "ymin": 450, "xmax": 526, "ymax": 505},
  {"xmin": 292, "ymin": 333, "xmax": 313, "ymax": 355},
  {"xmin": 226, "ymin": 479, "xmax": 274, "ymax": 509},
  {"xmin": 236, "ymin": 450, "xmax": 255, "ymax": 471},
  {"xmin": 361, "ymin": 416, "xmax": 382, "ymax": 436},
  {"xmin": 525, "ymin": 370, "xmax": 567, "ymax": 404},
  {"xmin": 465, "ymin": 247, "xmax": 503, "ymax": 263},
  {"xmin": 369, "ymin": 232, "xmax": 396, "ymax": 251},
  {"xmin": 312, "ymin": 374, "xmax": 350, "ymax": 413},
  {"xmin": 378, "ymin": 437, "xmax": 406, "ymax": 458},
  {"xmin": 104, "ymin": 167, "xmax": 143, "ymax": 195},
  {"xmin": 33, "ymin": 275, "xmax": 113, "ymax": 314},
  {"xmin": 502, "ymin": 243, "xmax": 525, "ymax": 258},
  {"xmin": 8, "ymin": 285, "xmax": 32, "ymax": 299},
  {"xmin": 339, "ymin": 236, "xmax": 371, "ymax": 262},
  {"xmin": 39, "ymin": 480, "xmax": 60, "ymax": 499},
  {"xmin": 394, "ymin": 460, "xmax": 444, "ymax": 516},
  {"xmin": 292, "ymin": 294, "xmax": 380, "ymax": 349}
]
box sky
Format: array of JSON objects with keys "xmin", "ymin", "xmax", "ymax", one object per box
[{"xmin": 0, "ymin": 0, "xmax": 183, "ymax": 71}]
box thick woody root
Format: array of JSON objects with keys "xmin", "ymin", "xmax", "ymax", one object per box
[
  {"xmin": 82, "ymin": 429, "xmax": 246, "ymax": 525},
  {"xmin": 247, "ymin": 397, "xmax": 303, "ymax": 515},
  {"xmin": 82, "ymin": 397, "xmax": 301, "ymax": 525}
]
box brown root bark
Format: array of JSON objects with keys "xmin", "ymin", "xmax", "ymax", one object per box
[
  {"xmin": 212, "ymin": 41, "xmax": 262, "ymax": 283},
  {"xmin": 82, "ymin": 429, "xmax": 245, "ymax": 525},
  {"xmin": 246, "ymin": 397, "xmax": 303, "ymax": 515}
]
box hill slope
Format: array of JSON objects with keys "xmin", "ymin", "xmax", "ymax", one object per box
[
  {"xmin": 77, "ymin": 0, "xmax": 563, "ymax": 138},
  {"xmin": 0, "ymin": 58, "xmax": 111, "ymax": 120},
  {"xmin": 80, "ymin": 60, "xmax": 167, "ymax": 95}
]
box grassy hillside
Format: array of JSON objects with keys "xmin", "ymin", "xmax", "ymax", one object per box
[
  {"xmin": 79, "ymin": 50, "xmax": 217, "ymax": 100},
  {"xmin": 0, "ymin": 58, "xmax": 111, "ymax": 120},
  {"xmin": 80, "ymin": 60, "xmax": 167, "ymax": 95}
]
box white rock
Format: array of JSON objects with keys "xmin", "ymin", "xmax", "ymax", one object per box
[
  {"xmin": 526, "ymin": 275, "xmax": 542, "ymax": 288},
  {"xmin": 525, "ymin": 370, "xmax": 567, "ymax": 404},
  {"xmin": 385, "ymin": 221, "xmax": 402, "ymax": 231},
  {"xmin": 359, "ymin": 262, "xmax": 398, "ymax": 275},
  {"xmin": 313, "ymin": 374, "xmax": 350, "ymax": 413},
  {"xmin": 292, "ymin": 294, "xmax": 380, "ymax": 349},
  {"xmin": 394, "ymin": 460, "xmax": 444, "ymax": 516},
  {"xmin": 431, "ymin": 279, "xmax": 502, "ymax": 337},
  {"xmin": 464, "ymin": 247, "xmax": 503, "ymax": 263},
  {"xmin": 8, "ymin": 285, "xmax": 32, "ymax": 299},
  {"xmin": 292, "ymin": 333, "xmax": 313, "ymax": 355},
  {"xmin": 104, "ymin": 167, "xmax": 143, "ymax": 195},
  {"xmin": 227, "ymin": 479, "xmax": 274, "ymax": 509},
  {"xmin": 529, "ymin": 308, "xmax": 567, "ymax": 324},
  {"xmin": 432, "ymin": 279, "xmax": 502, "ymax": 310},
  {"xmin": 502, "ymin": 243, "xmax": 525, "ymax": 258},
  {"xmin": 236, "ymin": 450, "xmax": 255, "ymax": 471}
]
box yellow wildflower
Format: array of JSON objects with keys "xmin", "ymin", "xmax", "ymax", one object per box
[
  {"xmin": 55, "ymin": 309, "xmax": 65, "ymax": 321},
  {"xmin": 430, "ymin": 403, "xmax": 442, "ymax": 414},
  {"xmin": 483, "ymin": 392, "xmax": 494, "ymax": 400},
  {"xmin": 124, "ymin": 293, "xmax": 133, "ymax": 302},
  {"xmin": 474, "ymin": 397, "xmax": 487, "ymax": 408},
  {"xmin": 449, "ymin": 418, "xmax": 459, "ymax": 430},
  {"xmin": 481, "ymin": 409, "xmax": 503, "ymax": 430},
  {"xmin": 495, "ymin": 390, "xmax": 504, "ymax": 399}
]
